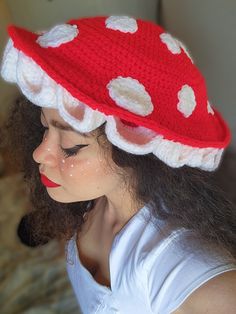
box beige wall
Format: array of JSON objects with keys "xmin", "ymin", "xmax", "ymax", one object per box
[
  {"xmin": 0, "ymin": 0, "xmax": 18, "ymax": 121},
  {"xmin": 5, "ymin": 0, "xmax": 159, "ymax": 28}
]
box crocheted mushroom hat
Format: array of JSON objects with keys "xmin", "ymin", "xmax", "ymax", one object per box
[{"xmin": 0, "ymin": 15, "xmax": 231, "ymax": 171}]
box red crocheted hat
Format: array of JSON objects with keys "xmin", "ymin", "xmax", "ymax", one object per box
[{"xmin": 0, "ymin": 15, "xmax": 231, "ymax": 170}]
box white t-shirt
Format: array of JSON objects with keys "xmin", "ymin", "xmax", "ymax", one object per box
[{"xmin": 65, "ymin": 204, "xmax": 236, "ymax": 314}]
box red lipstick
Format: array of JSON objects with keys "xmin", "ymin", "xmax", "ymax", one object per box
[{"xmin": 40, "ymin": 174, "xmax": 61, "ymax": 188}]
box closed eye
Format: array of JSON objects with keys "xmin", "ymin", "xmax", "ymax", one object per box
[
  {"xmin": 60, "ymin": 145, "xmax": 88, "ymax": 158},
  {"xmin": 40, "ymin": 122, "xmax": 89, "ymax": 158}
]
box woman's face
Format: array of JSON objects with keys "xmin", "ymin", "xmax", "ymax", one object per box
[{"xmin": 32, "ymin": 108, "xmax": 122, "ymax": 203}]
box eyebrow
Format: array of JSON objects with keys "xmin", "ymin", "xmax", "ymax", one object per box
[{"xmin": 41, "ymin": 110, "xmax": 91, "ymax": 138}]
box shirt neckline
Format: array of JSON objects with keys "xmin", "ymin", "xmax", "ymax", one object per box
[{"xmin": 72, "ymin": 203, "xmax": 149, "ymax": 293}]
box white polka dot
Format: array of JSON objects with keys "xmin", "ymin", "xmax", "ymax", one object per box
[
  {"xmin": 207, "ymin": 101, "xmax": 214, "ymax": 115},
  {"xmin": 107, "ymin": 76, "xmax": 154, "ymax": 116},
  {"xmin": 160, "ymin": 32, "xmax": 194, "ymax": 62},
  {"xmin": 177, "ymin": 85, "xmax": 197, "ymax": 118},
  {"xmin": 160, "ymin": 33, "xmax": 181, "ymax": 54},
  {"xmin": 36, "ymin": 24, "xmax": 79, "ymax": 48},
  {"xmin": 105, "ymin": 16, "xmax": 138, "ymax": 34}
]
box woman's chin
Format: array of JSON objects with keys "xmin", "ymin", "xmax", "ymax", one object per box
[
  {"xmin": 45, "ymin": 187, "xmax": 91, "ymax": 203},
  {"xmin": 45, "ymin": 188, "xmax": 73, "ymax": 203}
]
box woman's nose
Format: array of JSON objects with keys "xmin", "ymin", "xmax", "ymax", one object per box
[{"xmin": 32, "ymin": 132, "xmax": 57, "ymax": 166}]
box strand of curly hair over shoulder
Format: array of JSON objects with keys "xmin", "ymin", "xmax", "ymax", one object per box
[{"xmin": 1, "ymin": 95, "xmax": 236, "ymax": 260}]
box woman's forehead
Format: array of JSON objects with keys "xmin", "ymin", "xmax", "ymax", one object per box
[
  {"xmin": 40, "ymin": 108, "xmax": 93, "ymax": 138},
  {"xmin": 41, "ymin": 108, "xmax": 63, "ymax": 121}
]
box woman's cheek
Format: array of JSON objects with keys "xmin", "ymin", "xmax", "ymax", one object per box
[{"xmin": 59, "ymin": 157, "xmax": 104, "ymax": 180}]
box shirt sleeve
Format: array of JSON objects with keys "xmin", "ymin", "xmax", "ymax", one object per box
[{"xmin": 142, "ymin": 229, "xmax": 236, "ymax": 314}]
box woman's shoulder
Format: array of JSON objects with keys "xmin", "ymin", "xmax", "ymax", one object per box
[
  {"xmin": 136, "ymin": 215, "xmax": 189, "ymax": 266},
  {"xmin": 137, "ymin": 222, "xmax": 236, "ymax": 313},
  {"xmin": 175, "ymin": 269, "xmax": 236, "ymax": 314},
  {"xmin": 140, "ymin": 223, "xmax": 235, "ymax": 278}
]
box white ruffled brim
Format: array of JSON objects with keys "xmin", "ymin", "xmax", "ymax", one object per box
[{"xmin": 0, "ymin": 38, "xmax": 224, "ymax": 171}]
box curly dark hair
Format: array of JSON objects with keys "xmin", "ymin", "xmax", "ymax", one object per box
[{"xmin": 1, "ymin": 94, "xmax": 236, "ymax": 260}]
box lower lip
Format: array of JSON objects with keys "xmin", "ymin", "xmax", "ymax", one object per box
[{"xmin": 40, "ymin": 174, "xmax": 61, "ymax": 188}]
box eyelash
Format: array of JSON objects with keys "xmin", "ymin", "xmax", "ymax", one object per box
[
  {"xmin": 61, "ymin": 145, "xmax": 88, "ymax": 158},
  {"xmin": 41, "ymin": 125, "xmax": 87, "ymax": 158}
]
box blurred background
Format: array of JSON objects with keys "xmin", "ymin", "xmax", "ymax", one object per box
[{"xmin": 0, "ymin": 0, "xmax": 235, "ymax": 313}]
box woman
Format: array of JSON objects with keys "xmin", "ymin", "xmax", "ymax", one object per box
[{"xmin": 1, "ymin": 15, "xmax": 236, "ymax": 313}]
